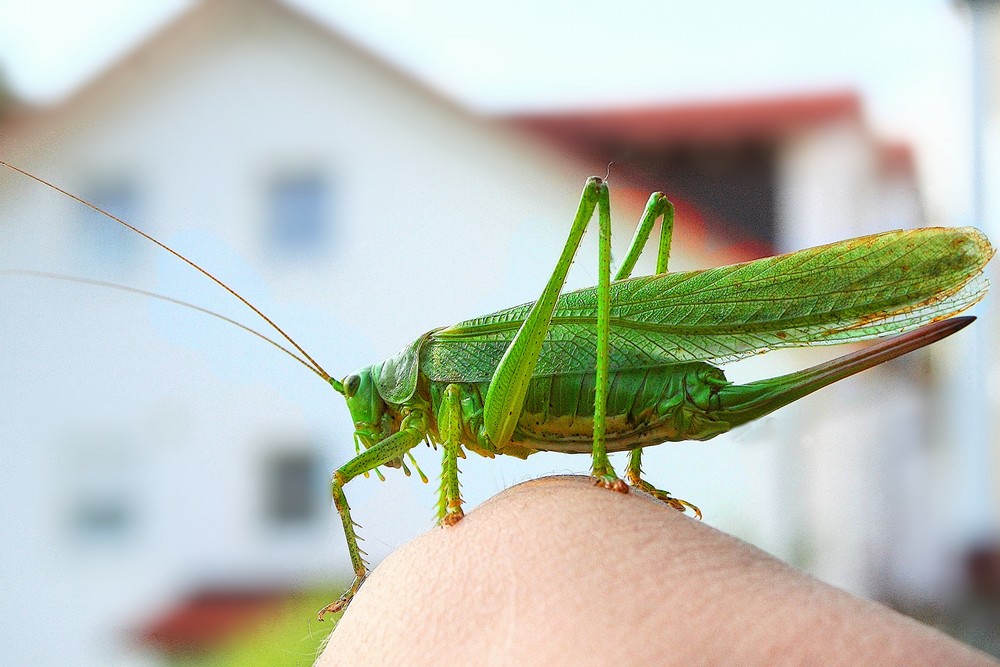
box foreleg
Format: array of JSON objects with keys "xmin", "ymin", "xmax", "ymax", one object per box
[
  {"xmin": 317, "ymin": 412, "xmax": 428, "ymax": 620},
  {"xmin": 590, "ymin": 179, "xmax": 621, "ymax": 489}
]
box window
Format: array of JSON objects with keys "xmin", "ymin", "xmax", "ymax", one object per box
[
  {"xmin": 262, "ymin": 448, "xmax": 323, "ymax": 528},
  {"xmin": 77, "ymin": 179, "xmax": 140, "ymax": 266},
  {"xmin": 267, "ymin": 172, "xmax": 330, "ymax": 253},
  {"xmin": 65, "ymin": 439, "xmax": 138, "ymax": 545}
]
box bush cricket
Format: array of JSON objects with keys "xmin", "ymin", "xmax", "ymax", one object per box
[{"xmin": 1, "ymin": 164, "xmax": 992, "ymax": 619}]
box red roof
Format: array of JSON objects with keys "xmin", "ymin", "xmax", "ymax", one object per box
[
  {"xmin": 138, "ymin": 589, "xmax": 287, "ymax": 654},
  {"xmin": 511, "ymin": 91, "xmax": 863, "ymax": 149},
  {"xmin": 877, "ymin": 140, "xmax": 916, "ymax": 177}
]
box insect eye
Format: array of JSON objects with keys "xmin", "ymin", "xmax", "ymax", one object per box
[{"xmin": 344, "ymin": 374, "xmax": 361, "ymax": 398}]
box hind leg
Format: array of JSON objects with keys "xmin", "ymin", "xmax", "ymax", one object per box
[
  {"xmin": 615, "ymin": 195, "xmax": 699, "ymax": 517},
  {"xmin": 481, "ymin": 177, "xmax": 624, "ymax": 489},
  {"xmin": 625, "ymin": 448, "xmax": 701, "ymax": 519}
]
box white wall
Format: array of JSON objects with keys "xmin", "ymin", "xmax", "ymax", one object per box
[
  {"xmin": 0, "ymin": 2, "xmax": 973, "ymax": 664},
  {"xmin": 773, "ymin": 115, "xmax": 982, "ymax": 602},
  {"xmin": 0, "ymin": 2, "xmax": 689, "ymax": 663}
]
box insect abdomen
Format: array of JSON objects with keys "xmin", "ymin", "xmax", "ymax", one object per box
[
  {"xmin": 512, "ymin": 363, "xmax": 732, "ymax": 453},
  {"xmin": 425, "ymin": 363, "xmax": 733, "ymax": 457}
]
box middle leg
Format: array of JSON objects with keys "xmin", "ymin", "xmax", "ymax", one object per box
[
  {"xmin": 481, "ymin": 177, "xmax": 625, "ymax": 488},
  {"xmin": 437, "ymin": 383, "xmax": 465, "ymax": 526}
]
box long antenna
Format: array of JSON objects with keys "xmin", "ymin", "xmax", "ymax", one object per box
[
  {"xmin": 0, "ymin": 161, "xmax": 340, "ymax": 390},
  {"xmin": 3, "ymin": 269, "xmax": 326, "ymax": 380}
]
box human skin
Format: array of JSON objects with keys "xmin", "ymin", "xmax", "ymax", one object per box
[{"xmin": 318, "ymin": 475, "xmax": 997, "ymax": 666}]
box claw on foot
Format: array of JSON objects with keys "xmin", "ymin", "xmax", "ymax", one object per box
[
  {"xmin": 664, "ymin": 496, "xmax": 702, "ymax": 520},
  {"xmin": 316, "ymin": 598, "xmax": 348, "ymax": 621},
  {"xmin": 439, "ymin": 498, "xmax": 465, "ymax": 527},
  {"xmin": 317, "ymin": 573, "xmax": 366, "ymax": 621},
  {"xmin": 593, "ymin": 475, "xmax": 629, "ymax": 494},
  {"xmin": 628, "ymin": 477, "xmax": 702, "ymax": 520},
  {"xmin": 441, "ymin": 510, "xmax": 464, "ymax": 526}
]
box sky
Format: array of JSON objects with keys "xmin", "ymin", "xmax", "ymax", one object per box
[{"xmin": 0, "ymin": 0, "xmax": 983, "ymax": 224}]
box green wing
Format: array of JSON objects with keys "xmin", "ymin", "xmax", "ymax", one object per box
[{"xmin": 421, "ymin": 227, "xmax": 993, "ymax": 383}]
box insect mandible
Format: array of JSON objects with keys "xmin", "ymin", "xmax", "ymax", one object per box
[{"xmin": 1, "ymin": 164, "xmax": 993, "ymax": 620}]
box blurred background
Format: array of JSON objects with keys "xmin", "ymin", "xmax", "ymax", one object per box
[{"xmin": 0, "ymin": 0, "xmax": 998, "ymax": 664}]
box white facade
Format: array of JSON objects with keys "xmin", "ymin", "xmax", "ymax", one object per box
[
  {"xmin": 0, "ymin": 0, "xmax": 978, "ymax": 664},
  {"xmin": 0, "ymin": 1, "xmax": 702, "ymax": 663},
  {"xmin": 776, "ymin": 116, "xmax": 965, "ymax": 601}
]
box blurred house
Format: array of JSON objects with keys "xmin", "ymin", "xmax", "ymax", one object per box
[
  {"xmin": 0, "ymin": 0, "xmax": 968, "ymax": 664},
  {"xmin": 513, "ymin": 92, "xmax": 922, "ymax": 252},
  {"xmin": 946, "ymin": 0, "xmax": 1000, "ymax": 654}
]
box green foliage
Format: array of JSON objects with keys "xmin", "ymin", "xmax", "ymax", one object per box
[{"xmin": 167, "ymin": 590, "xmax": 341, "ymax": 667}]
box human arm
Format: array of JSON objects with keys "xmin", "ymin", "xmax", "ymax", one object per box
[{"xmin": 319, "ymin": 475, "xmax": 997, "ymax": 665}]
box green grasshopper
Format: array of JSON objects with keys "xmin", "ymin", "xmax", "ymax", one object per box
[{"xmin": 2, "ymin": 165, "xmax": 993, "ymax": 621}]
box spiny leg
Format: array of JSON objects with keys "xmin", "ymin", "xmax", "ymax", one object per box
[
  {"xmin": 481, "ymin": 177, "xmax": 627, "ymax": 490},
  {"xmin": 437, "ymin": 384, "xmax": 465, "ymax": 526},
  {"xmin": 614, "ymin": 195, "xmax": 674, "ymax": 482},
  {"xmin": 317, "ymin": 412, "xmax": 428, "ymax": 620},
  {"xmin": 615, "ymin": 195, "xmax": 698, "ymax": 516},
  {"xmin": 614, "ymin": 192, "xmax": 674, "ymax": 281},
  {"xmin": 626, "ymin": 448, "xmax": 702, "ymax": 519},
  {"xmin": 590, "ymin": 182, "xmax": 625, "ymax": 491},
  {"xmin": 483, "ymin": 177, "xmax": 603, "ymax": 447},
  {"xmin": 591, "ymin": 190, "xmax": 675, "ymax": 491}
]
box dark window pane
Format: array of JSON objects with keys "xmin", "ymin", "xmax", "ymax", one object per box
[
  {"xmin": 268, "ymin": 173, "xmax": 329, "ymax": 252},
  {"xmin": 66, "ymin": 442, "xmax": 137, "ymax": 546},
  {"xmin": 78, "ymin": 181, "xmax": 140, "ymax": 263},
  {"xmin": 263, "ymin": 449, "xmax": 321, "ymax": 527},
  {"xmin": 72, "ymin": 498, "xmax": 133, "ymax": 537}
]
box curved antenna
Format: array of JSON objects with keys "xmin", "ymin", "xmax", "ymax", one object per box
[
  {"xmin": 0, "ymin": 161, "xmax": 342, "ymax": 391},
  {"xmin": 2, "ymin": 269, "xmax": 328, "ymax": 381}
]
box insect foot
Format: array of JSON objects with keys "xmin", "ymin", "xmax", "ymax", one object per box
[
  {"xmin": 441, "ymin": 509, "xmax": 465, "ymax": 527},
  {"xmin": 317, "ymin": 573, "xmax": 367, "ymax": 621},
  {"xmin": 664, "ymin": 496, "xmax": 703, "ymax": 520},
  {"xmin": 440, "ymin": 497, "xmax": 465, "ymax": 526},
  {"xmin": 594, "ymin": 475, "xmax": 629, "ymax": 494},
  {"xmin": 625, "ymin": 472, "xmax": 703, "ymax": 520},
  {"xmin": 316, "ymin": 598, "xmax": 347, "ymax": 621}
]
